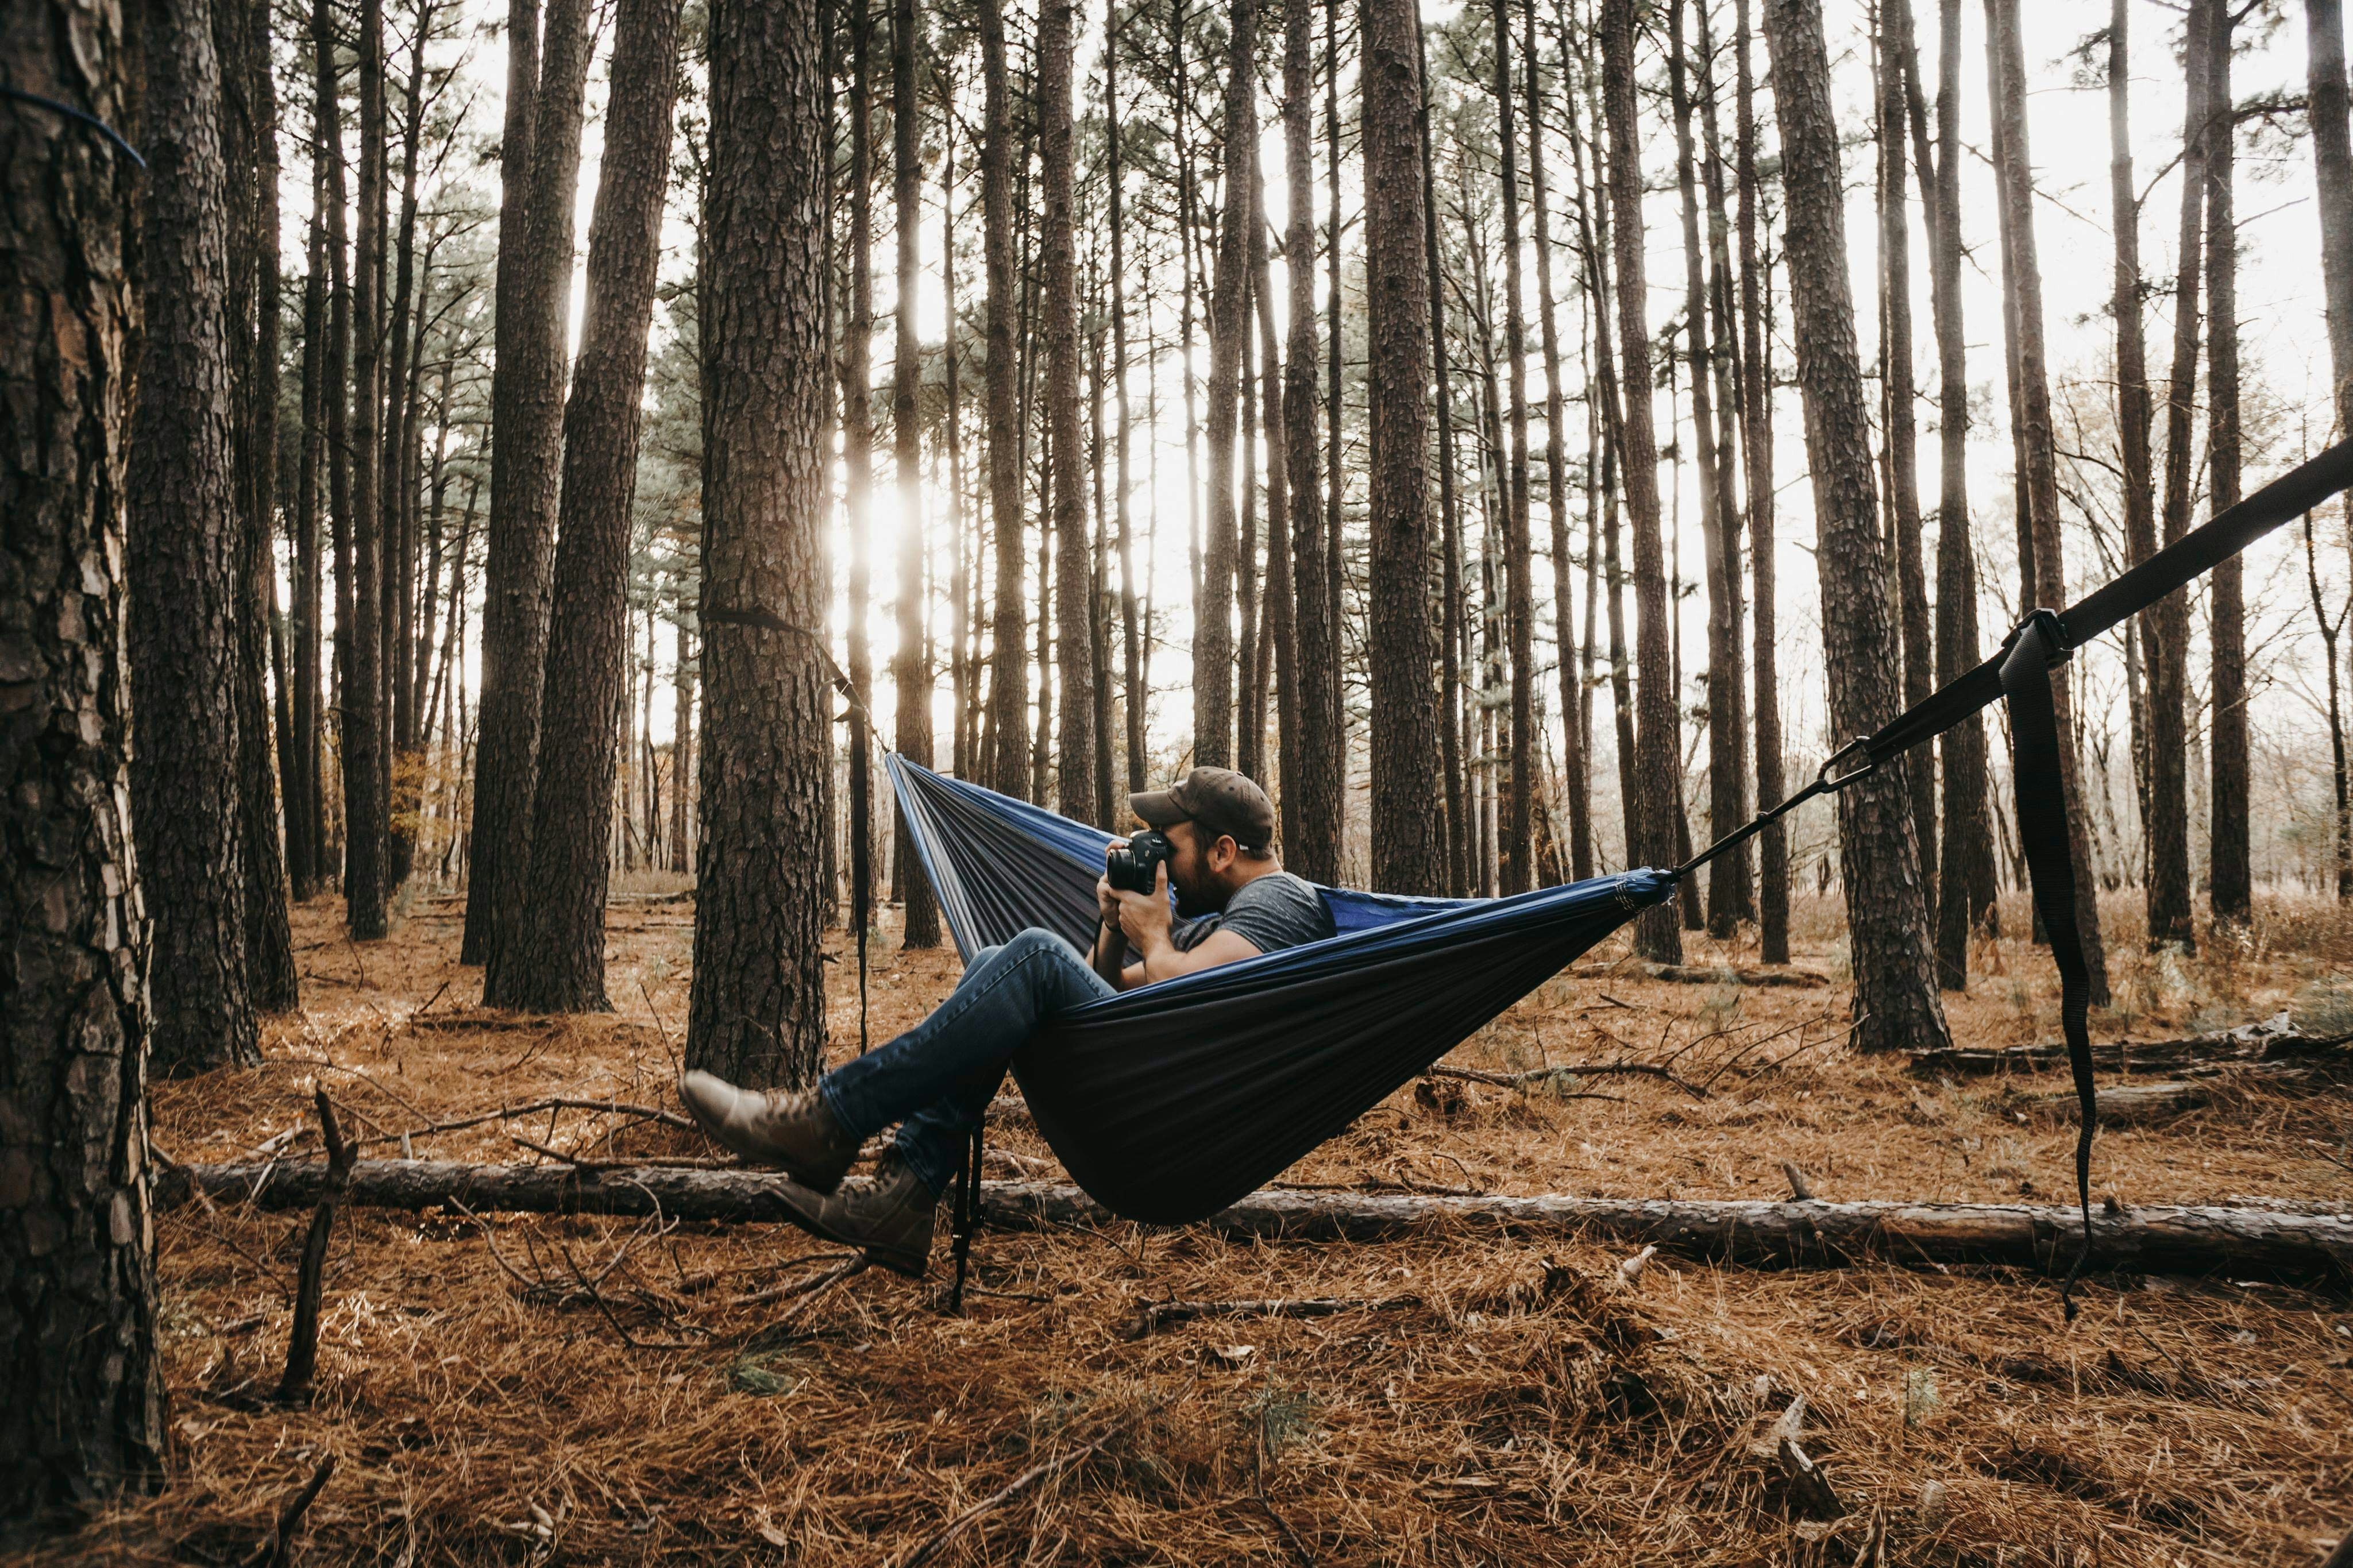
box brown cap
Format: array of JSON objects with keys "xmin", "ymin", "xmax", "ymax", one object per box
[{"xmin": 1128, "ymin": 767, "xmax": 1276, "ymax": 853}]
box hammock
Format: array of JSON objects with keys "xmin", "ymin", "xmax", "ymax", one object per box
[{"xmin": 869, "ymin": 435, "xmax": 2353, "ymax": 1297}]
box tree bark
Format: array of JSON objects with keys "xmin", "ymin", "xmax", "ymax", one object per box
[
  {"xmin": 0, "ymin": 2, "xmax": 167, "ymax": 1526},
  {"xmin": 1196, "ymin": 0, "xmax": 1253, "ymax": 771},
  {"xmin": 2148, "ymin": 0, "xmax": 2212, "ymax": 952},
  {"xmin": 1985, "ymin": 0, "xmax": 2111, "ymax": 998},
  {"xmin": 312, "ymin": 0, "xmax": 352, "ymax": 899},
  {"xmin": 344, "ymin": 0, "xmax": 389, "ymax": 940},
  {"xmin": 843, "ymin": 0, "xmax": 879, "ymax": 937},
  {"xmin": 1422, "ymin": 21, "xmax": 1471, "ymax": 898},
  {"xmin": 1735, "ymin": 0, "xmax": 1787, "ymax": 963},
  {"xmin": 1876, "ymin": 0, "xmax": 1935, "ymax": 922},
  {"xmin": 465, "ymin": 0, "xmax": 594, "ymax": 966},
  {"xmin": 1600, "ymin": 0, "xmax": 1682, "ymax": 961},
  {"xmin": 1920, "ymin": 0, "xmax": 1992, "ymax": 986},
  {"xmin": 1248, "ymin": 169, "xmax": 1297, "ymax": 836},
  {"xmin": 692, "ymin": 0, "xmax": 836, "ymax": 1087},
  {"xmin": 1492, "ymin": 0, "xmax": 1536, "ymax": 896},
  {"xmin": 2106, "ymin": 0, "xmax": 2159, "ymax": 923},
  {"xmin": 1363, "ymin": 0, "xmax": 1445, "ymax": 894},
  {"xmin": 289, "ymin": 117, "xmax": 327, "ymax": 902},
  {"xmin": 2205, "ymin": 0, "xmax": 2249, "ymax": 926},
  {"xmin": 981, "ymin": 0, "xmax": 1029, "ymax": 799},
  {"xmin": 1762, "ymin": 0, "xmax": 1950, "ymax": 1055},
  {"xmin": 1038, "ymin": 0, "xmax": 1094, "ymax": 821},
  {"xmin": 127, "ymin": 0, "xmax": 260, "ymax": 1072},
  {"xmin": 164, "ymin": 1163, "xmax": 2353, "ymax": 1285},
  {"xmin": 2316, "ymin": 0, "xmax": 2353, "ymax": 447},
  {"xmin": 892, "ymin": 0, "xmax": 941, "ymax": 942},
  {"xmin": 1285, "ymin": 0, "xmax": 1341, "ymax": 883},
  {"xmin": 490, "ymin": 0, "xmax": 684, "ymax": 1013}
]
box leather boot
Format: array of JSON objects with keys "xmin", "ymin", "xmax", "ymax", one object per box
[
  {"xmin": 678, "ymin": 1069, "xmax": 862, "ymax": 1194},
  {"xmin": 772, "ymin": 1158, "xmax": 939, "ymax": 1278}
]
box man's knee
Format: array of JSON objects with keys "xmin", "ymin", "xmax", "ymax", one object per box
[{"xmin": 1006, "ymin": 926, "xmax": 1077, "ymax": 963}]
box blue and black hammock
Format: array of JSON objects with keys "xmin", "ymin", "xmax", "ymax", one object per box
[{"xmin": 826, "ymin": 438, "xmax": 2353, "ymax": 1306}]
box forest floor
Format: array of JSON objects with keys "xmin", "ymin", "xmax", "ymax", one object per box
[{"xmin": 40, "ymin": 884, "xmax": 2353, "ymax": 1566}]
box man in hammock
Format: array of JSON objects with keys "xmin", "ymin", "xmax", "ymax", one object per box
[{"xmin": 680, "ymin": 766, "xmax": 1336, "ymax": 1275}]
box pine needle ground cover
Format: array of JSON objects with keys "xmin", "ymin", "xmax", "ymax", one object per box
[{"xmin": 38, "ymin": 891, "xmax": 2353, "ymax": 1566}]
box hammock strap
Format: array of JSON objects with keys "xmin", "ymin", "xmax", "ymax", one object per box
[{"xmin": 948, "ymin": 1124, "xmax": 982, "ymax": 1313}]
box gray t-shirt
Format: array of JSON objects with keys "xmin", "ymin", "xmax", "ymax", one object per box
[{"xmin": 1171, "ymin": 871, "xmax": 1334, "ymax": 955}]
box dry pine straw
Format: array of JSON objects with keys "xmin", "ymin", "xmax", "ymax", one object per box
[{"xmin": 39, "ymin": 891, "xmax": 2353, "ymax": 1566}]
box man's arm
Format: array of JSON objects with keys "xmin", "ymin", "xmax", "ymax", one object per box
[
  {"xmin": 1091, "ymin": 850, "xmax": 1149, "ymax": 990},
  {"xmin": 1112, "ymin": 864, "xmax": 1263, "ymax": 984}
]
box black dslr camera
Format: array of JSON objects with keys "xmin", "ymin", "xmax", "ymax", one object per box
[{"xmin": 1105, "ymin": 829, "xmax": 1174, "ymax": 894}]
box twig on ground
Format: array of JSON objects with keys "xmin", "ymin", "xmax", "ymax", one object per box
[
  {"xmin": 1615, "ymin": 1244, "xmax": 1658, "ymax": 1287},
  {"xmin": 238, "ymin": 1454, "xmax": 336, "ymax": 1568},
  {"xmin": 1776, "ymin": 1435, "xmax": 1846, "ymax": 1520},
  {"xmin": 350, "ymin": 1094, "xmax": 694, "ymax": 1152},
  {"xmin": 725, "ymin": 1252, "xmax": 871, "ymax": 1309},
  {"xmin": 1124, "ymin": 1295, "xmax": 1417, "ymax": 1339},
  {"xmin": 1781, "ymin": 1162, "xmax": 1818, "ymax": 1202},
  {"xmin": 273, "ymin": 1091, "xmax": 354, "ymax": 1405},
  {"xmin": 556, "ymin": 1238, "xmax": 695, "ymax": 1349},
  {"xmin": 1425, "ymin": 1059, "xmax": 1705, "ymax": 1099},
  {"xmin": 510, "ymin": 1131, "xmax": 618, "ymax": 1170},
  {"xmin": 893, "ymin": 1418, "xmax": 1136, "ymax": 1568}
]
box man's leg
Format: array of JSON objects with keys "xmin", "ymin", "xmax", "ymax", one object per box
[{"xmin": 821, "ymin": 928, "xmax": 1115, "ymax": 1194}]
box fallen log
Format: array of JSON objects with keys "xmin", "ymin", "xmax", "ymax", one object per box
[
  {"xmin": 2023, "ymin": 1065, "xmax": 2316, "ymax": 1126},
  {"xmin": 1572, "ymin": 961, "xmax": 1832, "ymax": 988},
  {"xmin": 155, "ymin": 1161, "xmax": 2353, "ymax": 1286},
  {"xmin": 1912, "ymin": 1016, "xmax": 2352, "ymax": 1077}
]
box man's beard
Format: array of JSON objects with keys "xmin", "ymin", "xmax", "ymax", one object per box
[{"xmin": 1170, "ymin": 878, "xmax": 1217, "ymax": 918}]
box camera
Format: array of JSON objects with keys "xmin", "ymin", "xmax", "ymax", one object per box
[{"xmin": 1105, "ymin": 829, "xmax": 1174, "ymax": 894}]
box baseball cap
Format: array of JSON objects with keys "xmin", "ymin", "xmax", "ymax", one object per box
[{"xmin": 1128, "ymin": 767, "xmax": 1276, "ymax": 854}]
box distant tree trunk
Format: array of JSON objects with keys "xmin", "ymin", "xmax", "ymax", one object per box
[
  {"xmin": 1039, "ymin": 0, "xmax": 1094, "ymax": 820},
  {"xmin": 670, "ymin": 627, "xmax": 695, "ymax": 873},
  {"xmin": 891, "ymin": 0, "xmax": 940, "ymax": 940},
  {"xmin": 221, "ymin": 0, "xmax": 299, "ymax": 1010},
  {"xmin": 1196, "ymin": 0, "xmax": 1253, "ymax": 771},
  {"xmin": 289, "ymin": 136, "xmax": 327, "ymax": 901},
  {"xmin": 490, "ymin": 0, "xmax": 683, "ymax": 1013},
  {"xmin": 1089, "ymin": 313, "xmax": 1118, "ymax": 826},
  {"xmin": 1325, "ymin": 0, "xmax": 1348, "ymax": 806},
  {"xmin": 1421, "ymin": 21, "xmax": 1470, "ymax": 897},
  {"xmin": 1600, "ymin": 0, "xmax": 1681, "ymax": 961},
  {"xmin": 1248, "ymin": 171, "xmax": 1298, "ymax": 831},
  {"xmin": 692, "ymin": 0, "xmax": 835, "ymax": 1088},
  {"xmin": 1919, "ymin": 0, "xmax": 1991, "ymax": 986},
  {"xmin": 843, "ymin": 0, "xmax": 879, "ymax": 933},
  {"xmin": 2148, "ymin": 0, "xmax": 2211, "ymax": 951},
  {"xmin": 465, "ymin": 0, "xmax": 593, "ymax": 966},
  {"xmin": 981, "ymin": 0, "xmax": 1029, "ymax": 799},
  {"xmin": 1491, "ymin": 0, "xmax": 1536, "ymax": 895},
  {"xmin": 943, "ymin": 116, "xmax": 975, "ymax": 783},
  {"xmin": 380, "ymin": 8, "xmax": 429, "ymax": 892},
  {"xmin": 0, "ymin": 4, "xmax": 165, "ymax": 1516},
  {"xmin": 2106, "ymin": 0, "xmax": 2159, "ymax": 920},
  {"xmin": 1734, "ymin": 0, "xmax": 1786, "ymax": 961},
  {"xmin": 2205, "ymin": 0, "xmax": 2249, "ymax": 926},
  {"xmin": 1285, "ymin": 0, "xmax": 1341, "ymax": 881},
  {"xmin": 1986, "ymin": 0, "xmax": 2111, "ymax": 999},
  {"xmin": 1762, "ymin": 0, "xmax": 1950, "ymax": 1055},
  {"xmin": 1667, "ymin": 0, "xmax": 1742, "ymax": 932},
  {"xmin": 128, "ymin": 0, "xmax": 260, "ymax": 1072},
  {"xmin": 312, "ymin": 0, "xmax": 352, "ymax": 897},
  {"xmin": 1363, "ymin": 0, "xmax": 1445, "ymax": 893},
  {"xmin": 1529, "ymin": 11, "xmax": 1589, "ymax": 882},
  {"xmin": 2316, "ymin": 0, "xmax": 2353, "ymax": 446},
  {"xmin": 1876, "ymin": 0, "xmax": 1935, "ymax": 921},
  {"xmin": 1107, "ymin": 21, "xmax": 1145, "ymax": 799},
  {"xmin": 344, "ymin": 0, "xmax": 390, "ymax": 940}
]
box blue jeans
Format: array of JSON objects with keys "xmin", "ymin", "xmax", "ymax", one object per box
[{"xmin": 819, "ymin": 928, "xmax": 1116, "ymax": 1195}]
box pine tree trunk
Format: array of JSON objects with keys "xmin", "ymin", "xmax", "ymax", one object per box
[
  {"xmin": 1985, "ymin": 0, "xmax": 2111, "ymax": 998},
  {"xmin": 692, "ymin": 0, "xmax": 836, "ymax": 1088},
  {"xmin": 1196, "ymin": 0, "xmax": 1253, "ymax": 772},
  {"xmin": 344, "ymin": 0, "xmax": 390, "ymax": 940},
  {"xmin": 1877, "ymin": 0, "xmax": 1936, "ymax": 923},
  {"xmin": 1421, "ymin": 22, "xmax": 1470, "ymax": 898},
  {"xmin": 2316, "ymin": 0, "xmax": 2353, "ymax": 445},
  {"xmin": 981, "ymin": 0, "xmax": 1029, "ymax": 800},
  {"xmin": 2148, "ymin": 0, "xmax": 2212, "ymax": 952},
  {"xmin": 465, "ymin": 0, "xmax": 593, "ymax": 967},
  {"xmin": 1491, "ymin": 0, "xmax": 1536, "ymax": 895},
  {"xmin": 490, "ymin": 0, "xmax": 683, "ymax": 1013},
  {"xmin": 2205, "ymin": 1, "xmax": 2250, "ymax": 925},
  {"xmin": 1762, "ymin": 0, "xmax": 1950, "ymax": 1055},
  {"xmin": 892, "ymin": 0, "xmax": 942, "ymax": 940},
  {"xmin": 843, "ymin": 0, "xmax": 879, "ymax": 935},
  {"xmin": 1106, "ymin": 22, "xmax": 1145, "ymax": 799},
  {"xmin": 1529, "ymin": 12, "xmax": 1589, "ymax": 883},
  {"xmin": 290, "ymin": 141, "xmax": 327, "ymax": 901},
  {"xmin": 1735, "ymin": 0, "xmax": 1787, "ymax": 962},
  {"xmin": 1599, "ymin": 0, "xmax": 1682, "ymax": 961},
  {"xmin": 1363, "ymin": 0, "xmax": 1445, "ymax": 893},
  {"xmin": 2108, "ymin": 0, "xmax": 2159, "ymax": 930},
  {"xmin": 1666, "ymin": 0, "xmax": 1741, "ymax": 932},
  {"xmin": 1284, "ymin": 0, "xmax": 1341, "ymax": 882},
  {"xmin": 129, "ymin": 0, "xmax": 260, "ymax": 1071},
  {"xmin": 222, "ymin": 0, "xmax": 299, "ymax": 1010},
  {"xmin": 1922, "ymin": 0, "xmax": 1992, "ymax": 986},
  {"xmin": 0, "ymin": 5, "xmax": 165, "ymax": 1515},
  {"xmin": 1039, "ymin": 0, "xmax": 1094, "ymax": 821},
  {"xmin": 1248, "ymin": 173, "xmax": 1297, "ymax": 836}
]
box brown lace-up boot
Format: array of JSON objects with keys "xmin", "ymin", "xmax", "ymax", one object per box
[
  {"xmin": 678, "ymin": 1070, "xmax": 862, "ymax": 1194},
  {"xmin": 771, "ymin": 1157, "xmax": 939, "ymax": 1277}
]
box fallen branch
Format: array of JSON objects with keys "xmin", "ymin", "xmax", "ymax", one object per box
[
  {"xmin": 1912, "ymin": 1015, "xmax": 2353, "ymax": 1077},
  {"xmin": 2024, "ymin": 1067, "xmax": 2313, "ymax": 1126},
  {"xmin": 158, "ymin": 1163, "xmax": 2353, "ymax": 1285},
  {"xmin": 240, "ymin": 1454, "xmax": 336, "ymax": 1568},
  {"xmin": 1124, "ymin": 1295, "xmax": 1418, "ymax": 1339},
  {"xmin": 1573, "ymin": 960, "xmax": 1831, "ymax": 988},
  {"xmin": 1776, "ymin": 1436, "xmax": 1846, "ymax": 1521},
  {"xmin": 273, "ymin": 1091, "xmax": 354, "ymax": 1405}
]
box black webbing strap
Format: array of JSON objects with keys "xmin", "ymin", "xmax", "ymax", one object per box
[
  {"xmin": 1999, "ymin": 612, "xmax": 2097, "ymax": 1318},
  {"xmin": 948, "ymin": 1124, "xmax": 982, "ymax": 1313}
]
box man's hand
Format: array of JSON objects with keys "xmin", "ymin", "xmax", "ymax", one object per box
[
  {"xmin": 1095, "ymin": 838, "xmax": 1129, "ymax": 928},
  {"xmin": 1112, "ymin": 859, "xmax": 1175, "ymax": 955}
]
